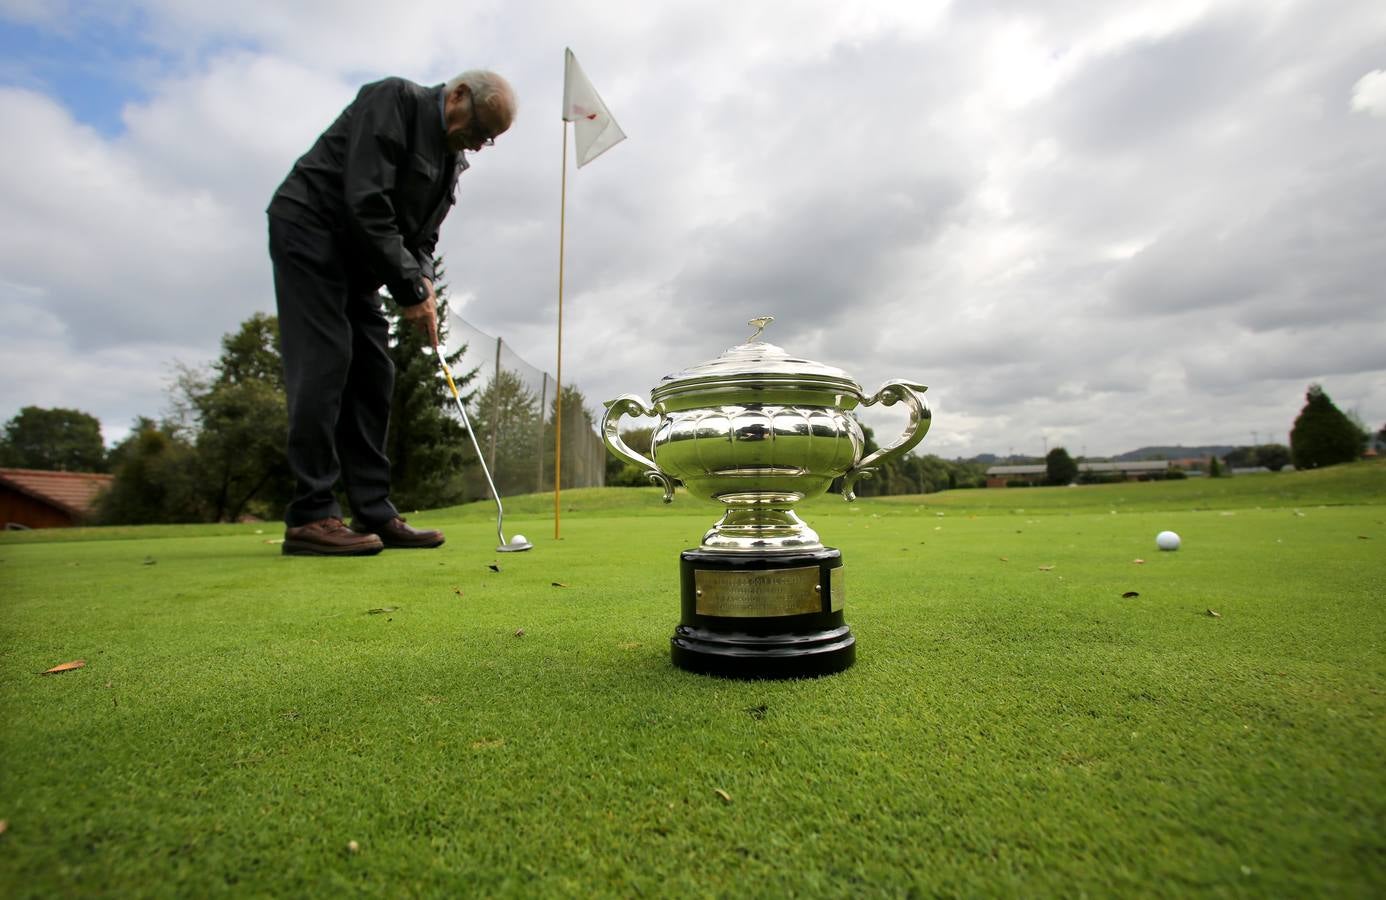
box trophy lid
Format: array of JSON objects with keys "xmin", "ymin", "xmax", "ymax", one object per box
[{"xmin": 651, "ymin": 317, "xmax": 862, "ymax": 410}]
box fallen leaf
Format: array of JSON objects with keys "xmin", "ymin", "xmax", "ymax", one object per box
[
  {"xmin": 488, "ymin": 564, "xmax": 501, "ymax": 572},
  {"xmin": 142, "ymin": 557, "xmax": 157, "ymax": 566},
  {"xmin": 1133, "ymin": 558, "xmax": 1145, "ymax": 564},
  {"xmin": 366, "ymin": 606, "xmax": 398, "ymax": 615},
  {"xmin": 263, "ymin": 538, "xmax": 284, "ymax": 544},
  {"xmin": 714, "ymin": 788, "xmax": 732, "ymax": 804},
  {"xmin": 1122, "ymin": 591, "xmax": 1140, "ymax": 599},
  {"xmin": 452, "ymin": 587, "xmax": 463, "ymax": 597},
  {"xmin": 1038, "ymin": 565, "xmax": 1055, "ymax": 572},
  {"xmin": 40, "ymin": 659, "xmax": 86, "ymax": 675},
  {"xmin": 514, "ymin": 628, "xmax": 526, "ymax": 637},
  {"xmin": 551, "ymin": 581, "xmax": 569, "ymax": 588},
  {"xmin": 1358, "ymin": 535, "xmax": 1371, "ymax": 540},
  {"xmin": 1206, "ymin": 609, "xmax": 1222, "ymax": 618},
  {"xmin": 999, "ymin": 556, "xmax": 1009, "ymax": 562}
]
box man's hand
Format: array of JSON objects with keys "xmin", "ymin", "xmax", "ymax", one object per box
[{"xmin": 401, "ymin": 278, "xmax": 439, "ymax": 349}]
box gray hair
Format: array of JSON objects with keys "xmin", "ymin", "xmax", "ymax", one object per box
[{"xmin": 445, "ymin": 70, "xmax": 517, "ymax": 124}]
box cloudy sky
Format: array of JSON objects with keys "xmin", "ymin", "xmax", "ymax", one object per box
[{"xmin": 2, "ymin": 0, "xmax": 1383, "ymax": 460}]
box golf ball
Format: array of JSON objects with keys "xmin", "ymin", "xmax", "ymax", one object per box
[
  {"xmin": 510, "ymin": 534, "xmax": 529, "ymax": 546},
  {"xmin": 1156, "ymin": 531, "xmax": 1181, "ymax": 551}
]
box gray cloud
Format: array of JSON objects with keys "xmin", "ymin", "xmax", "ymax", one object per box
[{"xmin": 1, "ymin": 0, "xmax": 1384, "ymax": 459}]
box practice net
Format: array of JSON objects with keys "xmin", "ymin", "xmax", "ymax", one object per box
[{"xmin": 444, "ymin": 312, "xmax": 606, "ymax": 501}]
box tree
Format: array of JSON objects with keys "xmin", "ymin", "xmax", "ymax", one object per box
[
  {"xmin": 468, "ymin": 368, "xmax": 542, "ymax": 497},
  {"xmin": 1045, "ymin": 446, "xmax": 1078, "ymax": 485},
  {"xmin": 0, "ymin": 406, "xmax": 106, "ymax": 472},
  {"xmin": 544, "ymin": 385, "xmax": 603, "ymax": 489},
  {"xmin": 97, "ymin": 417, "xmax": 202, "ymax": 524},
  {"xmin": 1208, "ymin": 455, "xmax": 1223, "ymax": 478},
  {"xmin": 214, "ymin": 312, "xmax": 283, "ymax": 388},
  {"xmin": 383, "ymin": 258, "xmax": 475, "ymax": 510},
  {"xmin": 1255, "ymin": 443, "xmax": 1291, "ymax": 471},
  {"xmin": 167, "ymin": 315, "xmax": 293, "ymax": 522},
  {"xmin": 1290, "ymin": 384, "xmax": 1363, "ymax": 469}
]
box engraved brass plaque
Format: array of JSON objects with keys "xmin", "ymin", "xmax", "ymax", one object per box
[
  {"xmin": 830, "ymin": 566, "xmax": 844, "ymax": 612},
  {"xmin": 695, "ymin": 566, "xmax": 821, "ymax": 617}
]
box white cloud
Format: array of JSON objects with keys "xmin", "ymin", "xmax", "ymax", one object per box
[{"xmin": 1351, "ymin": 68, "xmax": 1386, "ymax": 117}]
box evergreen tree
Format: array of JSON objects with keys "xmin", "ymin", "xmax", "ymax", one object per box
[
  {"xmin": 469, "ymin": 369, "xmax": 542, "ymax": 497},
  {"xmin": 1045, "ymin": 446, "xmax": 1078, "ymax": 485},
  {"xmin": 544, "ymin": 385, "xmax": 601, "ymax": 489},
  {"xmin": 383, "ymin": 258, "xmax": 475, "ymax": 510},
  {"xmin": 1290, "ymin": 384, "xmax": 1363, "ymax": 469},
  {"xmin": 0, "ymin": 406, "xmax": 106, "ymax": 472}
]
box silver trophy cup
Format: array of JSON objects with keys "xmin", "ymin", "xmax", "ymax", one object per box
[{"xmin": 602, "ymin": 317, "xmax": 931, "ymax": 678}]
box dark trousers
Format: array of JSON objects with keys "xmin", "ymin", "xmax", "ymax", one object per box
[{"xmin": 269, "ymin": 215, "xmax": 399, "ymax": 527}]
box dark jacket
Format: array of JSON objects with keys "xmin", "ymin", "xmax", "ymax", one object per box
[{"xmin": 267, "ymin": 77, "xmax": 466, "ymax": 305}]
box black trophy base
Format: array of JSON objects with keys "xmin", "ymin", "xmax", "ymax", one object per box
[{"xmin": 671, "ymin": 547, "xmax": 855, "ymax": 680}]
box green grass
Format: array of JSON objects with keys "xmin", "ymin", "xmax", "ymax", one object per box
[{"xmin": 2, "ymin": 462, "xmax": 1385, "ymax": 896}]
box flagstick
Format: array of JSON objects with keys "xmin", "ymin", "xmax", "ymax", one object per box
[{"xmin": 554, "ymin": 120, "xmax": 568, "ymax": 540}]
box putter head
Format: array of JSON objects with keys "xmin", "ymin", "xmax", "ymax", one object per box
[{"xmin": 497, "ymin": 533, "xmax": 533, "ymax": 552}]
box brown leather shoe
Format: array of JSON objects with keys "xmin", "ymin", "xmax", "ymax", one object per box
[
  {"xmin": 283, "ymin": 517, "xmax": 384, "ymax": 556},
  {"xmin": 352, "ymin": 516, "xmax": 445, "ymax": 549}
]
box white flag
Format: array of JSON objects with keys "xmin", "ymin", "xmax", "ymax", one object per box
[{"xmin": 562, "ymin": 48, "xmax": 626, "ymax": 167}]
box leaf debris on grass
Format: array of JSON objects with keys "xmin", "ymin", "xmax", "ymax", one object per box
[
  {"xmin": 40, "ymin": 659, "xmax": 85, "ymax": 675},
  {"xmin": 714, "ymin": 788, "xmax": 732, "ymax": 804},
  {"xmin": 514, "ymin": 629, "xmax": 525, "ymax": 637},
  {"xmin": 142, "ymin": 556, "xmax": 156, "ymax": 566},
  {"xmin": 366, "ymin": 607, "xmax": 398, "ymax": 615},
  {"xmin": 1038, "ymin": 565, "xmax": 1055, "ymax": 571},
  {"xmin": 1122, "ymin": 591, "xmax": 1140, "ymax": 599},
  {"xmin": 1207, "ymin": 609, "xmax": 1222, "ymax": 618},
  {"xmin": 551, "ymin": 582, "xmax": 569, "ymax": 588},
  {"xmin": 488, "ymin": 564, "xmax": 500, "ymax": 572},
  {"xmin": 1133, "ymin": 558, "xmax": 1146, "ymax": 564}
]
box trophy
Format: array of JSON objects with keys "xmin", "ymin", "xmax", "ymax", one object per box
[{"xmin": 602, "ymin": 317, "xmax": 931, "ymax": 678}]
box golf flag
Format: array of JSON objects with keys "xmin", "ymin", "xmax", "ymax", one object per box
[{"xmin": 562, "ymin": 48, "xmax": 626, "ymax": 167}]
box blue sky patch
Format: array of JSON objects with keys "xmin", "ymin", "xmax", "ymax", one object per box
[{"xmin": 0, "ymin": 11, "xmax": 168, "ymax": 135}]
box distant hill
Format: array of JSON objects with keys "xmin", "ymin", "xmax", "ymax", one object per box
[{"xmin": 1114, "ymin": 445, "xmax": 1239, "ymax": 461}]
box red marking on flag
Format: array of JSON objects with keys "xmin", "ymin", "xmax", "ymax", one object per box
[{"xmin": 586, "ymin": 113, "xmax": 598, "ymax": 120}]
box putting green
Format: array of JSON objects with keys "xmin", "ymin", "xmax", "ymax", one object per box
[{"xmin": 2, "ymin": 462, "xmax": 1383, "ymax": 896}]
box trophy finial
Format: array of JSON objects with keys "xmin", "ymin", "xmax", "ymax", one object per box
[{"xmin": 747, "ymin": 316, "xmax": 774, "ymax": 341}]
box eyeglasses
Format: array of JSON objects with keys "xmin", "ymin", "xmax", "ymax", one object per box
[{"xmin": 466, "ymin": 93, "xmax": 496, "ymax": 148}]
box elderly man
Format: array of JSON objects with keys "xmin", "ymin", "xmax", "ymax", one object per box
[{"xmin": 267, "ymin": 71, "xmax": 516, "ymax": 556}]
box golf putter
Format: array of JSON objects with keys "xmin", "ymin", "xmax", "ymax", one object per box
[{"xmin": 437, "ymin": 353, "xmax": 534, "ymax": 553}]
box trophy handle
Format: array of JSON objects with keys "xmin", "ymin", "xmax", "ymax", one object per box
[
  {"xmin": 841, "ymin": 380, "xmax": 931, "ymax": 502},
  {"xmin": 601, "ymin": 394, "xmax": 676, "ymax": 503}
]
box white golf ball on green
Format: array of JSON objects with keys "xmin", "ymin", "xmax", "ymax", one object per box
[
  {"xmin": 510, "ymin": 534, "xmax": 529, "ymax": 547},
  {"xmin": 1156, "ymin": 530, "xmax": 1181, "ymax": 551}
]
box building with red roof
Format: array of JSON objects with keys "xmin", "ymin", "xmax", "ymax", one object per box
[{"xmin": 0, "ymin": 468, "xmax": 113, "ymax": 529}]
